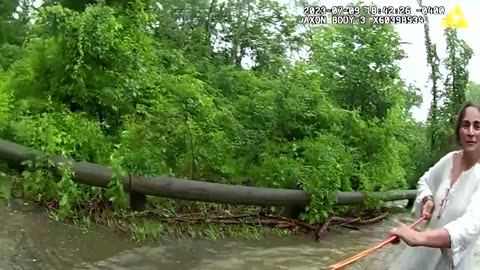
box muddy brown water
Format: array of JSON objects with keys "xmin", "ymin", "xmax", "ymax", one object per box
[{"xmin": 2, "ymin": 200, "xmax": 480, "ymax": 270}]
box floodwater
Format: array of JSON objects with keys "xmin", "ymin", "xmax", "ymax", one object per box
[{"xmin": 2, "ymin": 200, "xmax": 480, "ymax": 270}]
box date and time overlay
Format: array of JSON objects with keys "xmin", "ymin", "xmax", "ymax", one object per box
[{"xmin": 302, "ymin": 4, "xmax": 468, "ymax": 27}]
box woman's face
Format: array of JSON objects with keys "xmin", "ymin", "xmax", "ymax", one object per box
[{"xmin": 459, "ymin": 106, "xmax": 480, "ymax": 152}]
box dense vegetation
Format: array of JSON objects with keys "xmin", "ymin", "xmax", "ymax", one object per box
[{"xmin": 0, "ymin": 0, "xmax": 475, "ymax": 240}]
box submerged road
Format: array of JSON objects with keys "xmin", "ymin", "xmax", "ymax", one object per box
[{"xmin": 2, "ymin": 200, "xmax": 480, "ymax": 270}]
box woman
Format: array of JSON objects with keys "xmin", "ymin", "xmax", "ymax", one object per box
[{"xmin": 388, "ymin": 102, "xmax": 480, "ymax": 270}]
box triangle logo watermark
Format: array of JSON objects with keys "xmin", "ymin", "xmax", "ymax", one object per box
[{"xmin": 441, "ymin": 4, "xmax": 468, "ymax": 28}]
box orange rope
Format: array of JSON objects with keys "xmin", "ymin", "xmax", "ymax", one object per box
[{"xmin": 328, "ymin": 214, "xmax": 428, "ymax": 270}]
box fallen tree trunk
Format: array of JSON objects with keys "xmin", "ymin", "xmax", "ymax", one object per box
[{"xmin": 0, "ymin": 138, "xmax": 417, "ymax": 207}]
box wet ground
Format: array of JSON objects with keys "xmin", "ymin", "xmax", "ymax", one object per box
[{"xmin": 2, "ymin": 200, "xmax": 479, "ymax": 270}]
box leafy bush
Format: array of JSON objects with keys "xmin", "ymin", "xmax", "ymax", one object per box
[{"xmin": 0, "ymin": 0, "xmax": 442, "ymax": 229}]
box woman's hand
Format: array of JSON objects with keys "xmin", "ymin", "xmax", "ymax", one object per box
[
  {"xmin": 389, "ymin": 226, "xmax": 424, "ymax": 247},
  {"xmin": 422, "ymin": 196, "xmax": 434, "ymax": 220}
]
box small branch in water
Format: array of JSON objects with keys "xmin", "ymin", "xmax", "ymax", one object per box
[
  {"xmin": 331, "ymin": 217, "xmax": 361, "ymax": 230},
  {"xmin": 315, "ymin": 216, "xmax": 333, "ymax": 242},
  {"xmin": 329, "ymin": 212, "xmax": 389, "ymax": 225},
  {"xmin": 357, "ymin": 212, "xmax": 389, "ymax": 224}
]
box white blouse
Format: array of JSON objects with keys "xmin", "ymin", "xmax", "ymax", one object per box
[{"xmin": 389, "ymin": 150, "xmax": 480, "ymax": 270}]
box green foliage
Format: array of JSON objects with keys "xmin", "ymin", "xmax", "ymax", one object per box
[
  {"xmin": 0, "ymin": 71, "xmax": 12, "ymax": 131},
  {"xmin": 466, "ymin": 81, "xmax": 480, "ymax": 104},
  {"xmin": 423, "ymin": 25, "xmax": 473, "ymax": 158},
  {"xmin": 0, "ymin": 0, "xmax": 462, "ymax": 240}
]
